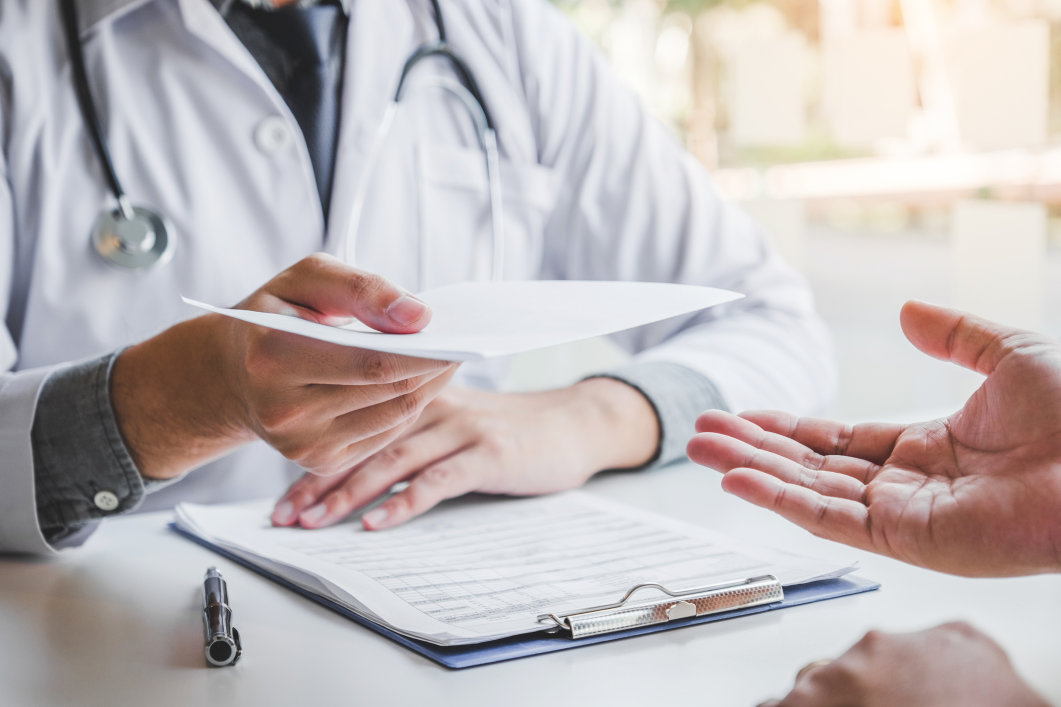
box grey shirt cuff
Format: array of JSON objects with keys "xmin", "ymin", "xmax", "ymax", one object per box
[
  {"xmin": 587, "ymin": 361, "xmax": 728, "ymax": 470},
  {"xmin": 31, "ymin": 351, "xmax": 145, "ymax": 546}
]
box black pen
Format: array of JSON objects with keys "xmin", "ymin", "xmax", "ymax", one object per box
[{"xmin": 202, "ymin": 567, "xmax": 242, "ymax": 667}]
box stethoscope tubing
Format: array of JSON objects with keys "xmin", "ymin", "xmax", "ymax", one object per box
[
  {"xmin": 341, "ymin": 77, "xmax": 506, "ymax": 290},
  {"xmin": 61, "ymin": 0, "xmax": 503, "ymax": 281},
  {"xmin": 59, "ymin": 0, "xmax": 135, "ymax": 221}
]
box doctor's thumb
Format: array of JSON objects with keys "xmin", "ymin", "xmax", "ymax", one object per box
[
  {"xmin": 279, "ymin": 254, "xmax": 432, "ymax": 335},
  {"xmin": 339, "ymin": 276, "xmax": 431, "ymax": 335},
  {"xmin": 382, "ymin": 293, "xmax": 431, "ymax": 331}
]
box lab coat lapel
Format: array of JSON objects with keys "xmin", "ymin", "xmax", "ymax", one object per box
[
  {"xmin": 173, "ymin": 0, "xmax": 327, "ymax": 238},
  {"xmin": 173, "ymin": 0, "xmax": 276, "ymax": 96}
]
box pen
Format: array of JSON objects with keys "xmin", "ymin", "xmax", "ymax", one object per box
[{"xmin": 202, "ymin": 566, "xmax": 242, "ymax": 667}]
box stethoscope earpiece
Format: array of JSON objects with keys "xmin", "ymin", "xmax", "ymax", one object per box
[{"xmin": 91, "ymin": 203, "xmax": 174, "ymax": 271}]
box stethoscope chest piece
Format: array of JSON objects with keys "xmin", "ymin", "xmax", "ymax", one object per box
[{"xmin": 92, "ymin": 205, "xmax": 174, "ymax": 271}]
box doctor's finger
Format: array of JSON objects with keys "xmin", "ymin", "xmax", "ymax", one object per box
[
  {"xmin": 252, "ymin": 368, "xmax": 455, "ymax": 455},
  {"xmin": 721, "ymin": 468, "xmax": 872, "ymax": 550},
  {"xmin": 688, "ymin": 433, "xmax": 868, "ymax": 501},
  {"xmin": 741, "ymin": 410, "xmax": 904, "ymax": 467},
  {"xmin": 327, "ymin": 367, "xmax": 456, "ymax": 459},
  {"xmin": 273, "ymin": 367, "xmax": 455, "ymax": 423},
  {"xmin": 268, "ymin": 253, "xmax": 431, "ymax": 334},
  {"xmin": 361, "ymin": 449, "xmax": 490, "ymax": 530},
  {"xmin": 240, "ymin": 306, "xmax": 454, "ymax": 385},
  {"xmin": 287, "ymin": 423, "xmax": 472, "ymax": 529},
  {"xmin": 272, "ymin": 466, "xmax": 350, "ymax": 526},
  {"xmin": 271, "ymin": 368, "xmax": 454, "ymax": 475}
]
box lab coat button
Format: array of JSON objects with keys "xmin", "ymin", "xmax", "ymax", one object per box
[
  {"xmin": 93, "ymin": 490, "xmax": 120, "ymax": 512},
  {"xmin": 255, "ymin": 116, "xmax": 292, "ymax": 154}
]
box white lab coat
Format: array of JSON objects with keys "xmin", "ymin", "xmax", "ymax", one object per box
[{"xmin": 0, "ymin": 0, "xmax": 834, "ymax": 553}]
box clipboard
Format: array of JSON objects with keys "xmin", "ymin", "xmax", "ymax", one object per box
[{"xmin": 173, "ymin": 524, "xmax": 880, "ymax": 669}]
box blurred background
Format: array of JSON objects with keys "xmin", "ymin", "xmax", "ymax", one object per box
[{"xmin": 509, "ymin": 0, "xmax": 1061, "ymax": 423}]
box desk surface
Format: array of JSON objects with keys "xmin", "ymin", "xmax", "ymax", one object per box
[{"xmin": 2, "ymin": 463, "xmax": 1059, "ymax": 707}]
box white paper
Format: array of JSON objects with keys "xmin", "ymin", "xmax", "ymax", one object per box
[
  {"xmin": 174, "ymin": 492, "xmax": 855, "ymax": 646},
  {"xmin": 182, "ymin": 281, "xmax": 743, "ymax": 361}
]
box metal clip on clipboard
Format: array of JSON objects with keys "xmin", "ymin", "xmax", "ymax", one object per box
[{"xmin": 538, "ymin": 575, "xmax": 784, "ymax": 640}]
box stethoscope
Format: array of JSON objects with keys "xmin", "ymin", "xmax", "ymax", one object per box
[
  {"xmin": 342, "ymin": 0, "xmax": 505, "ymax": 288},
  {"xmin": 60, "ymin": 0, "xmax": 504, "ymax": 282}
]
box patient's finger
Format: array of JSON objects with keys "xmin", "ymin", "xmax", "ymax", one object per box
[
  {"xmin": 688, "ymin": 433, "xmax": 867, "ymax": 501},
  {"xmin": 695, "ymin": 409, "xmax": 748, "ymax": 434},
  {"xmin": 721, "ymin": 469, "xmax": 872, "ymax": 550},
  {"xmin": 741, "ymin": 410, "xmax": 904, "ymax": 467},
  {"xmin": 900, "ymin": 299, "xmax": 1028, "ymax": 376},
  {"xmin": 696, "ymin": 410, "xmax": 875, "ymax": 480}
]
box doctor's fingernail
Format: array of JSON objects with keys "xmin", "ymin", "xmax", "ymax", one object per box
[
  {"xmin": 271, "ymin": 500, "xmax": 296, "ymax": 525},
  {"xmin": 362, "ymin": 508, "xmax": 388, "ymax": 529},
  {"xmin": 299, "ymin": 504, "xmax": 329, "ymax": 527},
  {"xmin": 386, "ymin": 294, "xmax": 428, "ymax": 327}
]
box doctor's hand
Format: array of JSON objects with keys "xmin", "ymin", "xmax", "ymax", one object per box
[
  {"xmin": 269, "ymin": 378, "xmax": 659, "ymax": 530},
  {"xmin": 112, "ymin": 254, "xmax": 457, "ymax": 480},
  {"xmin": 687, "ymin": 300, "xmax": 1061, "ymax": 577},
  {"xmin": 762, "ymin": 623, "xmax": 1047, "ymax": 707}
]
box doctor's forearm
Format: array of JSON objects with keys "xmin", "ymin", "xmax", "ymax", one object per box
[
  {"xmin": 587, "ymin": 362, "xmax": 729, "ymax": 469},
  {"xmin": 567, "ymin": 377, "xmax": 660, "ymax": 472},
  {"xmin": 110, "ymin": 315, "xmax": 255, "ymax": 480}
]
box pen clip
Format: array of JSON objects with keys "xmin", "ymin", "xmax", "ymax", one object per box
[{"xmin": 230, "ymin": 627, "xmax": 243, "ymax": 665}]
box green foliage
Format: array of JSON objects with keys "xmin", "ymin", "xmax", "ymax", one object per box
[
  {"xmin": 663, "ymin": 0, "xmax": 748, "ymax": 13},
  {"xmin": 725, "ymin": 134, "xmax": 872, "ymax": 167}
]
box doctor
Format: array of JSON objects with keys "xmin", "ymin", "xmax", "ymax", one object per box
[{"xmin": 0, "ymin": 0, "xmax": 833, "ymax": 554}]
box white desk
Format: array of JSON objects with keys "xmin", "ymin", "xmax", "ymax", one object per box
[{"xmin": 2, "ymin": 463, "xmax": 1059, "ymax": 707}]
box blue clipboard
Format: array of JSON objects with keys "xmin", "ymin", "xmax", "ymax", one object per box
[{"xmin": 172, "ymin": 524, "xmax": 879, "ymax": 669}]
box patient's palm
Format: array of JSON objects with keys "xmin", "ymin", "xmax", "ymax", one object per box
[{"xmin": 863, "ymin": 340, "xmax": 1061, "ymax": 576}]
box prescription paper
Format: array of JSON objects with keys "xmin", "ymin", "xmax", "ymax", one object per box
[
  {"xmin": 174, "ymin": 492, "xmax": 855, "ymax": 646},
  {"xmin": 182, "ymin": 280, "xmax": 743, "ymax": 361}
]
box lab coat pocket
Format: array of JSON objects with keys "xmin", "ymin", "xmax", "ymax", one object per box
[{"xmin": 415, "ymin": 143, "xmax": 557, "ymax": 287}]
